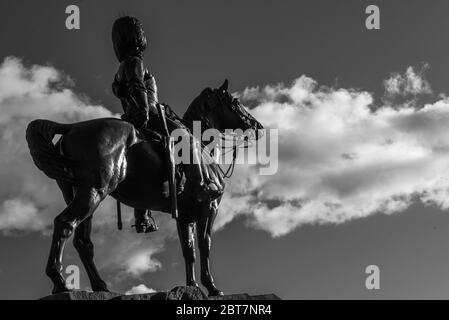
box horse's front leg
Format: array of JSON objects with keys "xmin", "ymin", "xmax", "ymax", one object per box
[
  {"xmin": 177, "ymin": 217, "xmax": 198, "ymax": 288},
  {"xmin": 197, "ymin": 200, "xmax": 223, "ymax": 296}
]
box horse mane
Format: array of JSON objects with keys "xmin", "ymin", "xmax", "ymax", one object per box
[
  {"xmin": 178, "ymin": 88, "xmax": 225, "ymax": 186},
  {"xmin": 158, "ymin": 88, "xmax": 207, "ymax": 133},
  {"xmin": 182, "ymin": 87, "xmax": 211, "ymax": 131}
]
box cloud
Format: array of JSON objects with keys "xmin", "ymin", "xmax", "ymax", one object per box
[
  {"xmin": 126, "ymin": 252, "xmax": 162, "ymax": 275},
  {"xmin": 3, "ymin": 55, "xmax": 449, "ymax": 277},
  {"xmin": 125, "ymin": 284, "xmax": 156, "ymax": 295},
  {"xmin": 0, "ymin": 56, "xmax": 113, "ymax": 234},
  {"xmin": 216, "ymin": 66, "xmax": 449, "ymax": 237},
  {"xmin": 0, "ymin": 56, "xmax": 175, "ymax": 283},
  {"xmin": 383, "ymin": 64, "xmax": 432, "ymax": 97}
]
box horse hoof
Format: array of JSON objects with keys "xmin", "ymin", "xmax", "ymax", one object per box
[
  {"xmin": 52, "ymin": 284, "xmax": 71, "ymax": 295},
  {"xmin": 208, "ymin": 289, "xmax": 224, "ymax": 297},
  {"xmin": 186, "ymin": 281, "xmax": 200, "ymax": 289},
  {"xmin": 92, "ymin": 285, "xmax": 109, "ymax": 292}
]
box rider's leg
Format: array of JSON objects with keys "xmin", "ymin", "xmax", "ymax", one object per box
[
  {"xmin": 148, "ymin": 117, "xmax": 221, "ymax": 202},
  {"xmin": 182, "ymin": 134, "xmax": 221, "ymax": 202}
]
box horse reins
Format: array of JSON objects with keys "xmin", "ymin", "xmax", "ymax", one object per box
[{"xmin": 198, "ymin": 92, "xmax": 257, "ymax": 179}]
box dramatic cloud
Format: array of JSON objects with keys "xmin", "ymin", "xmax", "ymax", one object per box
[
  {"xmin": 0, "ymin": 56, "xmax": 113, "ymax": 234},
  {"xmin": 217, "ymin": 66, "xmax": 449, "ymax": 236},
  {"xmin": 3, "ymin": 55, "xmax": 449, "ymax": 278},
  {"xmin": 0, "ymin": 57, "xmax": 175, "ymax": 285}
]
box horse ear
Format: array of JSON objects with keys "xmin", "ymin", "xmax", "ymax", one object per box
[{"xmin": 219, "ymin": 79, "xmax": 229, "ymax": 92}]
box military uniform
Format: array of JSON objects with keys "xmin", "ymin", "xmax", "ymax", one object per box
[{"xmin": 112, "ymin": 55, "xmax": 221, "ymax": 232}]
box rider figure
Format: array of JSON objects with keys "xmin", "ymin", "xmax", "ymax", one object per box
[{"xmin": 111, "ymin": 16, "xmax": 221, "ymax": 233}]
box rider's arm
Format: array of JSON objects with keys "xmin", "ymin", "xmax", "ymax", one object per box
[
  {"xmin": 144, "ymin": 73, "xmax": 159, "ymax": 116},
  {"xmin": 124, "ymin": 57, "xmax": 151, "ymax": 128}
]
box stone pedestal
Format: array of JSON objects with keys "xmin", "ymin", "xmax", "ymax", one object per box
[{"xmin": 40, "ymin": 286, "xmax": 281, "ymax": 300}]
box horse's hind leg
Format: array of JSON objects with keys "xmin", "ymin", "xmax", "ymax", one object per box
[
  {"xmin": 57, "ymin": 180, "xmax": 74, "ymax": 205},
  {"xmin": 196, "ymin": 200, "xmax": 223, "ymax": 296},
  {"xmin": 73, "ymin": 215, "xmax": 108, "ymax": 292},
  {"xmin": 46, "ymin": 186, "xmax": 104, "ymax": 294},
  {"xmin": 56, "ymin": 182, "xmax": 107, "ymax": 291},
  {"xmin": 57, "ymin": 181, "xmax": 107, "ymax": 290}
]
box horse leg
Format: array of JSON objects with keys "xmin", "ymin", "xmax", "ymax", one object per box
[
  {"xmin": 46, "ymin": 186, "xmax": 103, "ymax": 294},
  {"xmin": 57, "ymin": 180, "xmax": 74, "ymax": 205},
  {"xmin": 57, "ymin": 180, "xmax": 107, "ymax": 290},
  {"xmin": 197, "ymin": 200, "xmax": 223, "ymax": 296},
  {"xmin": 177, "ymin": 218, "xmax": 198, "ymax": 287},
  {"xmin": 73, "ymin": 215, "xmax": 108, "ymax": 291}
]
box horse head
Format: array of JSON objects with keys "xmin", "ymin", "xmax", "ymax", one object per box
[{"xmin": 184, "ymin": 79, "xmax": 264, "ymax": 142}]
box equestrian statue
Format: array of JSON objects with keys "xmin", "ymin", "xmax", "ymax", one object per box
[{"xmin": 25, "ymin": 16, "xmax": 263, "ymax": 297}]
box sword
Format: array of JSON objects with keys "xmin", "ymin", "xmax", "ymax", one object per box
[{"xmin": 156, "ymin": 103, "xmax": 178, "ymax": 219}]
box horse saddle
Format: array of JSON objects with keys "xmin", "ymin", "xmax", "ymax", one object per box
[{"xmin": 120, "ymin": 114, "xmax": 185, "ymax": 197}]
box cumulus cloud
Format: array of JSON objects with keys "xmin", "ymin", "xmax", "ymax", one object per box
[
  {"xmin": 3, "ymin": 55, "xmax": 449, "ymax": 278},
  {"xmin": 217, "ymin": 66, "xmax": 449, "ymax": 236},
  {"xmin": 383, "ymin": 64, "xmax": 432, "ymax": 97},
  {"xmin": 125, "ymin": 284, "xmax": 156, "ymax": 295},
  {"xmin": 0, "ymin": 56, "xmax": 113, "ymax": 234},
  {"xmin": 0, "ymin": 57, "xmax": 174, "ymax": 283}
]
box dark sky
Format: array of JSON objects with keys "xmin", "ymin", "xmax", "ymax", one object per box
[{"xmin": 2, "ymin": 0, "xmax": 449, "ymax": 299}]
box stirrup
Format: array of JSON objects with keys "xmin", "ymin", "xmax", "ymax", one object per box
[{"xmin": 132, "ymin": 211, "xmax": 158, "ymax": 233}]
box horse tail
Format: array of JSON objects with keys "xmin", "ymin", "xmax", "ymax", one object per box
[{"xmin": 25, "ymin": 119, "xmax": 77, "ymax": 184}]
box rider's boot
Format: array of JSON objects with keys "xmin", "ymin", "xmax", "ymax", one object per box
[{"xmin": 133, "ymin": 209, "xmax": 158, "ymax": 233}]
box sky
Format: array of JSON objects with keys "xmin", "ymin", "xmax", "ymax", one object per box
[{"xmin": 2, "ymin": 0, "xmax": 449, "ymax": 299}]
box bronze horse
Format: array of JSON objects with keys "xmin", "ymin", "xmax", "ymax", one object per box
[{"xmin": 26, "ymin": 80, "xmax": 263, "ymax": 296}]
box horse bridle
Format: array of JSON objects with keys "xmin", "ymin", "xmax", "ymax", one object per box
[
  {"xmin": 209, "ymin": 90, "xmax": 260, "ymax": 178},
  {"xmin": 180, "ymin": 89, "xmax": 260, "ymax": 179}
]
